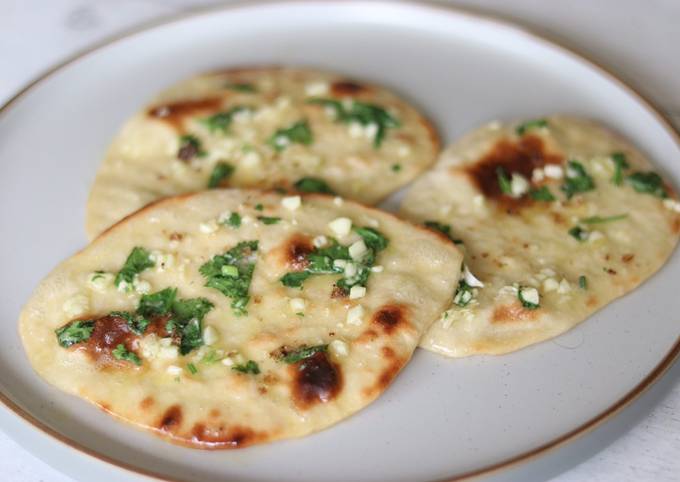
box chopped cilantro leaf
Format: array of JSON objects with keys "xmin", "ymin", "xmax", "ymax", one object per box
[
  {"xmin": 355, "ymin": 227, "xmax": 389, "ymax": 252},
  {"xmin": 186, "ymin": 362, "xmax": 198, "ymax": 374},
  {"xmin": 110, "ymin": 311, "xmax": 149, "ymax": 335},
  {"xmin": 579, "ymin": 275, "xmax": 587, "ymax": 289},
  {"xmin": 568, "ymin": 226, "xmax": 589, "ymax": 242},
  {"xmin": 307, "ymin": 98, "xmax": 400, "ymax": 147},
  {"xmin": 423, "ymin": 221, "xmax": 463, "ymax": 244},
  {"xmin": 293, "ymin": 177, "xmax": 335, "ymax": 194},
  {"xmin": 561, "ymin": 161, "xmax": 595, "ymax": 199},
  {"xmin": 55, "ymin": 320, "xmax": 95, "ymax": 348},
  {"xmin": 254, "ymin": 203, "xmax": 264, "ymax": 211},
  {"xmin": 200, "ymin": 106, "xmax": 249, "ymax": 134},
  {"xmin": 516, "ymin": 119, "xmax": 548, "ymax": 136},
  {"xmin": 280, "ymin": 227, "xmax": 388, "ymax": 293},
  {"xmin": 175, "ymin": 318, "xmax": 203, "ymax": 355},
  {"xmin": 112, "ymin": 344, "xmax": 141, "ymax": 366},
  {"xmin": 391, "ymin": 164, "xmax": 402, "ymax": 172},
  {"xmin": 232, "ymin": 360, "xmax": 260, "ymax": 374},
  {"xmin": 199, "ymin": 241, "xmax": 258, "ymax": 315},
  {"xmin": 626, "ymin": 171, "xmax": 668, "ymax": 198},
  {"xmin": 115, "ymin": 247, "xmax": 154, "ymax": 290},
  {"xmin": 225, "ymin": 82, "xmax": 257, "ymax": 93},
  {"xmin": 168, "ymin": 297, "xmax": 214, "ymax": 355},
  {"xmin": 611, "ymin": 152, "xmax": 630, "ymax": 186},
  {"xmin": 267, "ymin": 120, "xmax": 313, "ymax": 151},
  {"xmin": 173, "ymin": 298, "xmax": 214, "ymax": 324},
  {"xmin": 136, "ymin": 289, "xmax": 213, "ymax": 355},
  {"xmin": 207, "ymin": 162, "xmax": 235, "ymax": 188},
  {"xmin": 496, "ymin": 167, "xmax": 513, "ymax": 195},
  {"xmin": 137, "ymin": 287, "xmax": 177, "ymax": 317},
  {"xmin": 177, "ymin": 134, "xmax": 206, "ymax": 161},
  {"xmin": 529, "ymin": 186, "xmax": 556, "ymax": 201},
  {"xmin": 580, "ymin": 214, "xmax": 628, "ymax": 224},
  {"xmin": 220, "ymin": 212, "xmax": 241, "ymax": 228},
  {"xmin": 280, "ymin": 271, "xmax": 311, "ymax": 288},
  {"xmin": 257, "ymin": 216, "xmax": 281, "ymax": 225},
  {"xmin": 279, "ymin": 344, "xmax": 328, "ymax": 364}
]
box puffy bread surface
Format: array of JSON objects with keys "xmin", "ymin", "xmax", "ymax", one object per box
[
  {"xmin": 85, "ymin": 67, "xmax": 439, "ymax": 239},
  {"xmin": 400, "ymin": 116, "xmax": 680, "ymax": 357},
  {"xmin": 21, "ymin": 190, "xmax": 462, "ymax": 448}
]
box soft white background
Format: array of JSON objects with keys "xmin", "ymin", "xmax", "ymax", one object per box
[{"xmin": 1, "ymin": 1, "xmax": 678, "ymax": 481}]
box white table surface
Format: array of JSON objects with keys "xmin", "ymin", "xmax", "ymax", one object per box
[{"xmin": 1, "ymin": 1, "xmax": 678, "ymax": 481}]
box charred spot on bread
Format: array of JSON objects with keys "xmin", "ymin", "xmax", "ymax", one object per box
[
  {"xmin": 290, "ymin": 351, "xmax": 342, "ymax": 409},
  {"xmin": 147, "ymin": 98, "xmax": 222, "ymax": 131},
  {"xmin": 372, "ymin": 303, "xmax": 410, "ymax": 334},
  {"xmin": 158, "ymin": 405, "xmax": 183, "ymax": 432}
]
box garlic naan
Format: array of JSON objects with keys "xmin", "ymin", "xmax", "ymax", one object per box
[
  {"xmin": 401, "ymin": 116, "xmax": 680, "ymax": 357},
  {"xmin": 21, "ymin": 190, "xmax": 461, "ymax": 448},
  {"xmin": 85, "ymin": 67, "xmax": 439, "ymax": 239}
]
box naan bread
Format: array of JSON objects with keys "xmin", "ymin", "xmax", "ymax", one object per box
[
  {"xmin": 400, "ymin": 116, "xmax": 680, "ymax": 357},
  {"xmin": 20, "ymin": 190, "xmax": 461, "ymax": 448},
  {"xmin": 85, "ymin": 67, "xmax": 439, "ymax": 239}
]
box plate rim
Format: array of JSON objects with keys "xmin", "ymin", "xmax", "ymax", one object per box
[{"xmin": 1, "ymin": 1, "xmax": 679, "ymax": 481}]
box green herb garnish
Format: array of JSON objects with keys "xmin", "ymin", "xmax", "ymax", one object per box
[
  {"xmin": 611, "ymin": 152, "xmax": 629, "ymax": 186},
  {"xmin": 516, "ymin": 119, "xmax": 548, "ymax": 136},
  {"xmin": 186, "ymin": 362, "xmax": 198, "ymax": 374},
  {"xmin": 355, "ymin": 227, "xmax": 389, "ymax": 252},
  {"xmin": 293, "ymin": 177, "xmax": 335, "ymax": 194},
  {"xmin": 112, "ymin": 344, "xmax": 141, "ymax": 366},
  {"xmin": 391, "ymin": 164, "xmax": 402, "ymax": 172},
  {"xmin": 55, "ymin": 320, "xmax": 95, "ymax": 348},
  {"xmin": 207, "ymin": 162, "xmax": 235, "ymax": 188},
  {"xmin": 280, "ymin": 227, "xmax": 388, "ymax": 293},
  {"xmin": 568, "ymin": 226, "xmax": 589, "ymax": 242},
  {"xmin": 257, "ymin": 216, "xmax": 281, "ymax": 225},
  {"xmin": 267, "ymin": 120, "xmax": 313, "ymax": 151},
  {"xmin": 529, "ymin": 186, "xmax": 556, "ymax": 201},
  {"xmin": 579, "ymin": 275, "xmax": 587, "ymax": 289},
  {"xmin": 220, "ymin": 212, "xmax": 241, "ymax": 228},
  {"xmin": 423, "ymin": 221, "xmax": 463, "ymax": 244},
  {"xmin": 280, "ymin": 271, "xmax": 312, "ymax": 288},
  {"xmin": 137, "ymin": 287, "xmax": 177, "ymax": 317},
  {"xmin": 453, "ymin": 280, "xmax": 474, "ymax": 307},
  {"xmin": 199, "ymin": 241, "xmax": 258, "ymax": 315},
  {"xmin": 496, "ymin": 167, "xmax": 513, "ymax": 196},
  {"xmin": 280, "ymin": 344, "xmax": 328, "ymax": 364},
  {"xmin": 308, "ymin": 98, "xmax": 400, "ymax": 147},
  {"xmin": 580, "ymin": 214, "xmax": 628, "ymax": 224},
  {"xmin": 177, "ymin": 134, "xmax": 206, "ymax": 161},
  {"xmin": 137, "ymin": 288, "xmax": 213, "ymax": 355},
  {"xmin": 172, "ymin": 298, "xmax": 214, "ymax": 355},
  {"xmin": 232, "ymin": 360, "xmax": 260, "ymax": 374},
  {"xmin": 110, "ymin": 311, "xmax": 149, "ymax": 335},
  {"xmin": 200, "ymin": 106, "xmax": 249, "ymax": 134},
  {"xmin": 225, "ymin": 82, "xmax": 257, "ymax": 93},
  {"xmin": 254, "ymin": 203, "xmax": 264, "ymax": 211},
  {"xmin": 561, "ymin": 161, "xmax": 595, "ymax": 199},
  {"xmin": 626, "ymin": 171, "xmax": 668, "ymax": 198},
  {"xmin": 114, "ymin": 247, "xmax": 154, "ymax": 290}
]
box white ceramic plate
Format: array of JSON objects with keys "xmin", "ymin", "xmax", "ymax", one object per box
[{"xmin": 1, "ymin": 2, "xmax": 678, "ymax": 481}]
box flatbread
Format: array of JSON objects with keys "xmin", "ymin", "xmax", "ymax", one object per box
[
  {"xmin": 20, "ymin": 190, "xmax": 461, "ymax": 448},
  {"xmin": 400, "ymin": 116, "xmax": 680, "ymax": 357},
  {"xmin": 85, "ymin": 67, "xmax": 439, "ymax": 239}
]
